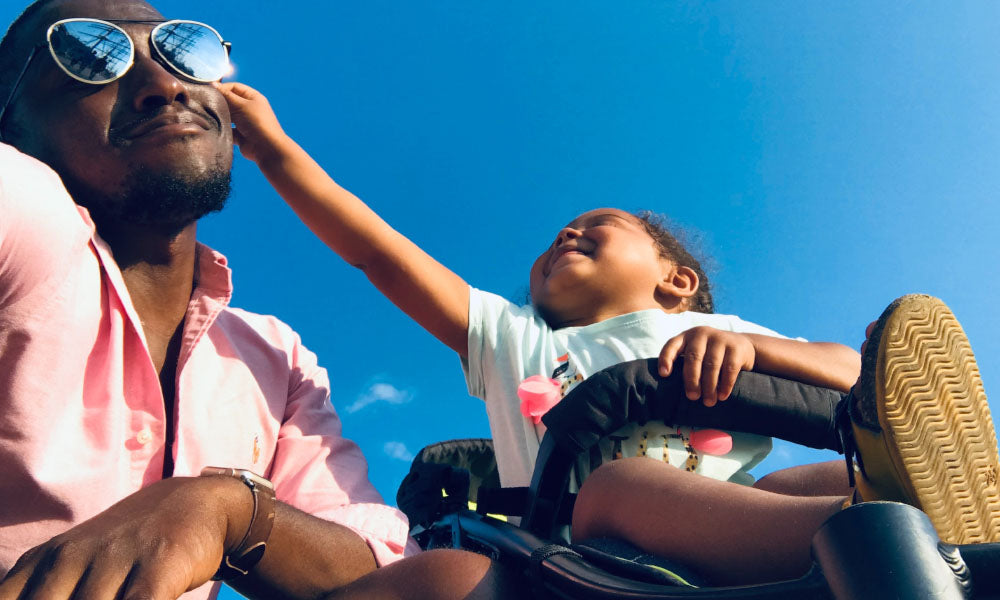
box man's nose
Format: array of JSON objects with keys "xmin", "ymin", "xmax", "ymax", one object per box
[{"xmin": 123, "ymin": 52, "xmax": 188, "ymax": 112}]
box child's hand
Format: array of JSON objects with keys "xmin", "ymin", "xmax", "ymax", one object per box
[
  {"xmin": 658, "ymin": 327, "xmax": 756, "ymax": 407},
  {"xmin": 859, "ymin": 320, "xmax": 877, "ymax": 356},
  {"xmin": 213, "ymin": 82, "xmax": 288, "ymax": 165}
]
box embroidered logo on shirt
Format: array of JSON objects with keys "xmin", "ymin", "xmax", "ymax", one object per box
[{"xmin": 252, "ymin": 435, "xmax": 261, "ymax": 464}]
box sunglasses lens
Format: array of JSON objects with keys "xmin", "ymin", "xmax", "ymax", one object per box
[
  {"xmin": 49, "ymin": 20, "xmax": 132, "ymax": 83},
  {"xmin": 152, "ymin": 22, "xmax": 229, "ymax": 82}
]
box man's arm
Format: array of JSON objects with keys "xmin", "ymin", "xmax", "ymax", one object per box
[
  {"xmin": 217, "ymin": 82, "xmax": 471, "ymax": 356},
  {"xmin": 0, "ymin": 371, "xmax": 404, "ymax": 599},
  {"xmin": 0, "ymin": 477, "xmax": 378, "ymax": 600},
  {"xmin": 232, "ymin": 494, "xmax": 379, "ymax": 598},
  {"xmin": 0, "ymin": 325, "xmax": 410, "ymax": 600}
]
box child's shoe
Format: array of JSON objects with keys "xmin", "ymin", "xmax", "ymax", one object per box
[{"xmin": 844, "ymin": 294, "xmax": 1000, "ymax": 544}]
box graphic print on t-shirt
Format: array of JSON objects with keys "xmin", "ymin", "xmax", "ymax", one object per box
[{"xmin": 551, "ymin": 353, "xmax": 584, "ymax": 396}]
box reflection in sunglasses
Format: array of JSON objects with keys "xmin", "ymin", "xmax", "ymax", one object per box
[
  {"xmin": 154, "ymin": 23, "xmax": 227, "ymax": 79},
  {"xmin": 51, "ymin": 22, "xmax": 131, "ymax": 82}
]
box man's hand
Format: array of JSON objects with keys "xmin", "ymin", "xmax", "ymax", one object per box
[
  {"xmin": 0, "ymin": 476, "xmax": 249, "ymax": 600},
  {"xmin": 658, "ymin": 327, "xmax": 756, "ymax": 407},
  {"xmin": 215, "ymin": 81, "xmax": 291, "ymax": 166}
]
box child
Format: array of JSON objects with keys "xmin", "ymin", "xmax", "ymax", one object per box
[
  {"xmin": 216, "ymin": 83, "xmax": 999, "ymax": 585},
  {"xmin": 216, "ymin": 83, "xmax": 858, "ymax": 488}
]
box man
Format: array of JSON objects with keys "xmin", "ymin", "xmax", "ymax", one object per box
[{"xmin": 0, "ymin": 0, "xmax": 518, "ymax": 598}]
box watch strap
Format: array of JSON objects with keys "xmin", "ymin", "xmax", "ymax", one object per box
[{"xmin": 201, "ymin": 467, "xmax": 276, "ymax": 581}]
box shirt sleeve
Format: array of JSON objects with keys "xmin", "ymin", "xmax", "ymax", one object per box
[
  {"xmin": 267, "ymin": 334, "xmax": 418, "ymax": 566},
  {"xmin": 461, "ymin": 286, "xmax": 539, "ymax": 400},
  {"xmin": 0, "ymin": 144, "xmax": 91, "ymax": 311},
  {"xmin": 720, "ymin": 314, "xmax": 807, "ymax": 342}
]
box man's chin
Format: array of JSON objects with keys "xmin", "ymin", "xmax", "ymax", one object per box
[{"xmin": 67, "ymin": 165, "xmax": 232, "ymax": 237}]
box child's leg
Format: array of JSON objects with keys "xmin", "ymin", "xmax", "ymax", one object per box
[
  {"xmin": 576, "ymin": 294, "xmax": 1000, "ymax": 587},
  {"xmin": 753, "ymin": 459, "xmax": 851, "ymax": 496},
  {"xmin": 572, "ymin": 458, "xmax": 845, "ymax": 585},
  {"xmin": 321, "ymin": 549, "xmax": 527, "ymax": 600},
  {"xmin": 846, "ymin": 294, "xmax": 1000, "ymax": 544}
]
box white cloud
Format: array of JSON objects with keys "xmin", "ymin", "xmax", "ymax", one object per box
[
  {"xmin": 771, "ymin": 445, "xmax": 794, "ymax": 462},
  {"xmin": 384, "ymin": 441, "xmax": 414, "ymax": 462},
  {"xmin": 346, "ymin": 382, "xmax": 413, "ymax": 413}
]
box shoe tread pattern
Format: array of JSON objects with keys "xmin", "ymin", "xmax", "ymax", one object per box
[{"xmin": 877, "ymin": 295, "xmax": 1000, "ymax": 544}]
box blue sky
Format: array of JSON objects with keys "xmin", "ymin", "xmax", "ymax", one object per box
[{"xmin": 3, "ymin": 1, "xmax": 998, "ymax": 596}]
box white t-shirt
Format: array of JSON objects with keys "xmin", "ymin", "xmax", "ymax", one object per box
[{"xmin": 462, "ymin": 287, "xmax": 787, "ymax": 488}]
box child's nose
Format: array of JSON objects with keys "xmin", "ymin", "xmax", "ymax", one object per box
[{"xmin": 554, "ymin": 227, "xmax": 581, "ymax": 246}]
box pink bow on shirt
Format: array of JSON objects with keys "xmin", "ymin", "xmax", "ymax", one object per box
[{"xmin": 517, "ymin": 375, "xmax": 562, "ymax": 424}]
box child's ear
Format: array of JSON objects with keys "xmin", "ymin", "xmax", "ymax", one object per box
[{"xmin": 658, "ymin": 265, "xmax": 699, "ymax": 300}]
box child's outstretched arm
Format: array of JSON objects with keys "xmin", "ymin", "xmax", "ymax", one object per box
[
  {"xmin": 216, "ymin": 82, "xmax": 470, "ymax": 355},
  {"xmin": 659, "ymin": 328, "xmax": 860, "ymax": 406}
]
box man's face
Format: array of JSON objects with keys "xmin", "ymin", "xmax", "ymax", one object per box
[{"xmin": 5, "ymin": 0, "xmax": 233, "ymax": 232}]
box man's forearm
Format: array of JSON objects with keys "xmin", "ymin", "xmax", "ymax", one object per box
[{"xmin": 232, "ymin": 501, "xmax": 378, "ymax": 600}]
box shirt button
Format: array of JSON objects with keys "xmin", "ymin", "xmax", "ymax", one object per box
[{"xmin": 136, "ymin": 429, "xmax": 153, "ymax": 445}]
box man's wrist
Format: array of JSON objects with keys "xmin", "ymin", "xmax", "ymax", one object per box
[
  {"xmin": 209, "ymin": 474, "xmax": 255, "ymax": 553},
  {"xmin": 200, "ymin": 467, "xmax": 276, "ymax": 581}
]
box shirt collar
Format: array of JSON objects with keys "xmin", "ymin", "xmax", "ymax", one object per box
[
  {"xmin": 193, "ymin": 242, "xmax": 233, "ymax": 304},
  {"xmin": 79, "ymin": 199, "xmax": 234, "ymax": 308}
]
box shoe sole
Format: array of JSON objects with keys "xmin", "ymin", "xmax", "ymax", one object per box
[{"xmin": 863, "ymin": 294, "xmax": 1000, "ymax": 544}]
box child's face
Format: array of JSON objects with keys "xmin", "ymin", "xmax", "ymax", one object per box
[{"xmin": 529, "ymin": 208, "xmax": 673, "ymax": 327}]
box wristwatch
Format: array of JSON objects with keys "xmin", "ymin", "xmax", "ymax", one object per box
[{"xmin": 200, "ymin": 467, "xmax": 277, "ymax": 581}]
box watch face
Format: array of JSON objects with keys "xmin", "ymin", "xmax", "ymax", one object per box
[
  {"xmin": 238, "ymin": 470, "xmax": 275, "ymax": 492},
  {"xmin": 200, "ymin": 466, "xmax": 275, "ymax": 491}
]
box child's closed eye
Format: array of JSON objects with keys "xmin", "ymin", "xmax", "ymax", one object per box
[{"xmin": 577, "ymin": 215, "xmax": 625, "ymax": 231}]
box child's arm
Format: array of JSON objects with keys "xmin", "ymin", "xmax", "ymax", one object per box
[
  {"xmin": 217, "ymin": 82, "xmax": 470, "ymax": 355},
  {"xmin": 658, "ymin": 327, "xmax": 860, "ymax": 406}
]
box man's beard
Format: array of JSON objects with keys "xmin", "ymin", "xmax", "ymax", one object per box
[{"xmin": 68, "ymin": 165, "xmax": 232, "ymax": 239}]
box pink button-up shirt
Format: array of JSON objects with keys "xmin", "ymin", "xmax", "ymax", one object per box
[{"xmin": 0, "ymin": 144, "xmax": 418, "ymax": 598}]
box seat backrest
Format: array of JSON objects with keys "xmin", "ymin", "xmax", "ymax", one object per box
[{"xmin": 396, "ymin": 438, "xmax": 500, "ymax": 528}]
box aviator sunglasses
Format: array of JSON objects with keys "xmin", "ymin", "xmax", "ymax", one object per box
[{"xmin": 0, "ymin": 18, "xmax": 232, "ymax": 139}]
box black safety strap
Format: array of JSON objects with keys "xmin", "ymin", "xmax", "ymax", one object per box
[
  {"xmin": 529, "ymin": 543, "xmax": 583, "ymax": 582},
  {"xmin": 476, "ymin": 486, "xmax": 530, "ymax": 516}
]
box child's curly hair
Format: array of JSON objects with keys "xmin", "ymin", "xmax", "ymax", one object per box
[{"xmin": 634, "ymin": 211, "xmax": 714, "ymax": 314}]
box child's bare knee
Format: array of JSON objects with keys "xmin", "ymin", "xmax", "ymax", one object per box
[
  {"xmin": 573, "ymin": 457, "xmax": 658, "ymax": 540},
  {"xmin": 415, "ymin": 550, "xmax": 528, "ymax": 599},
  {"xmin": 328, "ymin": 549, "xmax": 517, "ymax": 600}
]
